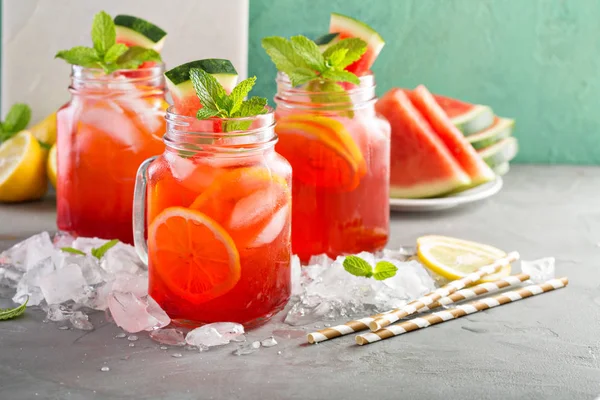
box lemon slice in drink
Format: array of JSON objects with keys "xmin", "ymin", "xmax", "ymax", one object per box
[
  {"xmin": 0, "ymin": 131, "xmax": 48, "ymax": 202},
  {"xmin": 417, "ymin": 235, "xmax": 511, "ymax": 282}
]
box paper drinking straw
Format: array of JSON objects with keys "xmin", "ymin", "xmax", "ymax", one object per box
[
  {"xmin": 307, "ymin": 272, "xmax": 529, "ymax": 344},
  {"xmin": 356, "ymin": 277, "xmax": 568, "ymax": 345},
  {"xmin": 369, "ymin": 251, "xmax": 520, "ymax": 331}
]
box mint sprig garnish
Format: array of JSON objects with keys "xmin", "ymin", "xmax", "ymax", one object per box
[
  {"xmin": 60, "ymin": 239, "xmax": 119, "ymax": 260},
  {"xmin": 0, "ymin": 103, "xmax": 31, "ymax": 144},
  {"xmin": 55, "ymin": 11, "xmax": 161, "ymax": 74},
  {"xmin": 189, "ymin": 68, "xmax": 268, "ymax": 132},
  {"xmin": 343, "ymin": 256, "xmax": 398, "ymax": 281},
  {"xmin": 261, "ymin": 35, "xmax": 366, "ymax": 88},
  {"xmin": 0, "ymin": 297, "xmax": 28, "ymax": 321}
]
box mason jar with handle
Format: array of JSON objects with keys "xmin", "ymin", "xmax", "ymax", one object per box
[{"xmin": 133, "ymin": 107, "xmax": 292, "ymax": 328}]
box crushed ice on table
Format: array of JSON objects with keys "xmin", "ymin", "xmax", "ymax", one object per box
[
  {"xmin": 284, "ymin": 248, "xmax": 436, "ymax": 326},
  {"xmin": 260, "ymin": 337, "xmax": 278, "ymax": 348},
  {"xmin": 520, "ymin": 257, "xmax": 556, "ymax": 283},
  {"xmin": 0, "ymin": 232, "xmax": 167, "ymax": 333},
  {"xmin": 149, "ymin": 328, "xmax": 186, "ymax": 346},
  {"xmin": 233, "ymin": 341, "xmax": 261, "ymax": 356},
  {"xmin": 185, "ymin": 322, "xmax": 245, "ymax": 348}
]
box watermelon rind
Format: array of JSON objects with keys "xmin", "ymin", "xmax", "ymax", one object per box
[
  {"xmin": 114, "ymin": 15, "xmax": 167, "ymax": 52},
  {"xmin": 330, "ymin": 13, "xmax": 385, "ymax": 56},
  {"xmin": 468, "ymin": 118, "xmax": 515, "ymax": 150},
  {"xmin": 165, "ymin": 59, "xmax": 239, "ymax": 100},
  {"xmin": 315, "ymin": 33, "xmax": 340, "ymax": 51},
  {"xmin": 492, "ymin": 162, "xmax": 510, "ymax": 176},
  {"xmin": 478, "ymin": 137, "xmax": 519, "ymax": 168},
  {"xmin": 390, "ymin": 177, "xmax": 471, "ymax": 199},
  {"xmin": 451, "ymin": 104, "xmax": 495, "ymax": 136}
]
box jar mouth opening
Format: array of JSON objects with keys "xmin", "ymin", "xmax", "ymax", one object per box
[
  {"xmin": 71, "ymin": 63, "xmax": 165, "ymax": 83},
  {"xmin": 165, "ymin": 106, "xmax": 275, "ymax": 133},
  {"xmin": 276, "ymin": 71, "xmax": 375, "ymax": 94}
]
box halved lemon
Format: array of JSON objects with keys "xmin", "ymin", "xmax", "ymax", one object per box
[
  {"xmin": 417, "ymin": 235, "xmax": 511, "ymax": 282},
  {"xmin": 47, "ymin": 144, "xmax": 57, "ymax": 188},
  {"xmin": 0, "ymin": 131, "xmax": 48, "ymax": 202},
  {"xmin": 148, "ymin": 207, "xmax": 241, "ymax": 304},
  {"xmin": 29, "ymin": 111, "xmax": 57, "ymax": 146}
]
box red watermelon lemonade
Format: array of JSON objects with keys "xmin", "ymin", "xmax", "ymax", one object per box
[
  {"xmin": 134, "ymin": 60, "xmax": 292, "ymax": 327},
  {"xmin": 55, "ymin": 11, "xmax": 168, "ymax": 244},
  {"xmin": 262, "ymin": 13, "xmax": 390, "ymax": 262}
]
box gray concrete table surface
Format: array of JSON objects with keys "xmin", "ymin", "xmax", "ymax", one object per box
[{"xmin": 0, "ymin": 165, "xmax": 599, "ymax": 400}]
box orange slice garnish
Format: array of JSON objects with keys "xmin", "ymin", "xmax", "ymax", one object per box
[
  {"xmin": 148, "ymin": 207, "xmax": 241, "ymax": 304},
  {"xmin": 190, "ymin": 167, "xmax": 290, "ymax": 248},
  {"xmin": 275, "ymin": 114, "xmax": 366, "ymax": 190}
]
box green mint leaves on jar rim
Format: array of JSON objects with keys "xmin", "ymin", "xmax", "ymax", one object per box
[
  {"xmin": 189, "ymin": 68, "xmax": 268, "ymax": 132},
  {"xmin": 55, "ymin": 11, "xmax": 161, "ymax": 74},
  {"xmin": 343, "ymin": 255, "xmax": 398, "ymax": 281},
  {"xmin": 261, "ymin": 35, "xmax": 366, "ymax": 89},
  {"xmin": 0, "ymin": 103, "xmax": 31, "ymax": 144}
]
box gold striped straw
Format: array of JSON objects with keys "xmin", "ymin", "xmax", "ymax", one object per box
[
  {"xmin": 307, "ymin": 272, "xmax": 529, "ymax": 344},
  {"xmin": 369, "ymin": 251, "xmax": 520, "ymax": 331},
  {"xmin": 356, "ymin": 277, "xmax": 568, "ymax": 345}
]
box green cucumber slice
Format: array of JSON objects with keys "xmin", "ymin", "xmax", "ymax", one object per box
[
  {"xmin": 468, "ymin": 118, "xmax": 515, "ymax": 150},
  {"xmin": 114, "ymin": 15, "xmax": 167, "ymax": 51},
  {"xmin": 450, "ymin": 104, "xmax": 495, "ymax": 136},
  {"xmin": 478, "ymin": 137, "xmax": 519, "ymax": 168}
]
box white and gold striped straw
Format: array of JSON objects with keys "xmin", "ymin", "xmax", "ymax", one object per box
[
  {"xmin": 369, "ymin": 251, "xmax": 520, "ymax": 331},
  {"xmin": 356, "ymin": 276, "xmax": 568, "ymax": 345},
  {"xmin": 307, "ymin": 272, "xmax": 529, "ymax": 344}
]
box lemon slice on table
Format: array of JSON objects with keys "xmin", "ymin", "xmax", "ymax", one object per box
[
  {"xmin": 47, "ymin": 144, "xmax": 58, "ymax": 188},
  {"xmin": 417, "ymin": 235, "xmax": 511, "ymax": 282},
  {"xmin": 0, "ymin": 131, "xmax": 48, "ymax": 202}
]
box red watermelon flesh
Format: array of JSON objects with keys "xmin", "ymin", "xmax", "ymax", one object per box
[
  {"xmin": 408, "ymin": 86, "xmax": 496, "ymax": 186},
  {"xmin": 375, "ymin": 88, "xmax": 471, "ymax": 198},
  {"xmin": 433, "ymin": 94, "xmax": 473, "ymax": 119}
]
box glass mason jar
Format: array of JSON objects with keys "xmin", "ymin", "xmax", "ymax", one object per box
[
  {"xmin": 133, "ymin": 108, "xmax": 292, "ymax": 328},
  {"xmin": 56, "ymin": 65, "xmax": 167, "ymax": 244},
  {"xmin": 274, "ymin": 72, "xmax": 391, "ymax": 262}
]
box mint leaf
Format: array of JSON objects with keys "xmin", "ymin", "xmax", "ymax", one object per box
[
  {"xmin": 373, "ymin": 261, "xmax": 398, "ymax": 281},
  {"xmin": 189, "ymin": 68, "xmax": 227, "ymax": 112},
  {"xmin": 116, "ymin": 46, "xmax": 161, "ymax": 69},
  {"xmin": 229, "ymin": 76, "xmax": 257, "ymax": 114},
  {"xmin": 288, "ymin": 68, "xmax": 319, "ymax": 87},
  {"xmin": 321, "ymin": 69, "xmax": 360, "ymax": 85},
  {"xmin": 104, "ymin": 43, "xmax": 128, "ymax": 64},
  {"xmin": 55, "ymin": 47, "xmax": 101, "ymax": 68},
  {"xmin": 196, "ymin": 107, "xmax": 220, "ymax": 120},
  {"xmin": 38, "ymin": 140, "xmax": 52, "ymax": 150},
  {"xmin": 261, "ymin": 37, "xmax": 309, "ymax": 75},
  {"xmin": 327, "ymin": 49, "xmax": 348, "ymax": 67},
  {"xmin": 232, "ymin": 97, "xmax": 268, "ymax": 118},
  {"xmin": 91, "ymin": 11, "xmax": 116, "ymax": 56},
  {"xmin": 290, "ymin": 35, "xmax": 324, "ymax": 71},
  {"xmin": 61, "ymin": 247, "xmax": 86, "ymax": 256},
  {"xmin": 343, "ymin": 255, "xmax": 373, "ymax": 278},
  {"xmin": 323, "ymin": 38, "xmax": 367, "ymax": 69},
  {"xmin": 3, "ymin": 103, "xmax": 31, "ymax": 134},
  {"xmin": 91, "ymin": 239, "xmax": 119, "ymax": 260},
  {"xmin": 0, "ymin": 297, "xmax": 28, "ymax": 321}
]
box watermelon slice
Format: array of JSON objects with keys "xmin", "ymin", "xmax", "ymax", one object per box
[
  {"xmin": 315, "ymin": 33, "xmax": 340, "ymax": 52},
  {"xmin": 467, "ymin": 117, "xmax": 514, "ymax": 150},
  {"xmin": 492, "ymin": 162, "xmax": 510, "ymax": 176},
  {"xmin": 114, "ymin": 15, "xmax": 167, "ymax": 52},
  {"xmin": 409, "ymin": 85, "xmax": 496, "ymax": 186},
  {"xmin": 434, "ymin": 94, "xmax": 494, "ymax": 136},
  {"xmin": 478, "ymin": 137, "xmax": 519, "ymax": 168},
  {"xmin": 164, "ymin": 59, "xmax": 238, "ymax": 117},
  {"xmin": 329, "ymin": 13, "xmax": 385, "ymax": 75},
  {"xmin": 375, "ymin": 88, "xmax": 471, "ymax": 198}
]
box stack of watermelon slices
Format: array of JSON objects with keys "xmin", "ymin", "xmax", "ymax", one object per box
[
  {"xmin": 376, "ymin": 85, "xmax": 519, "ymax": 199},
  {"xmin": 437, "ymin": 95, "xmax": 519, "ymax": 177}
]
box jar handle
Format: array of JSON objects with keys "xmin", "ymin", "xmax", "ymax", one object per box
[{"xmin": 133, "ymin": 156, "xmax": 156, "ymax": 265}]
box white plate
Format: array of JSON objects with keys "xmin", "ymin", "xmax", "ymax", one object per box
[{"xmin": 390, "ymin": 176, "xmax": 503, "ymax": 212}]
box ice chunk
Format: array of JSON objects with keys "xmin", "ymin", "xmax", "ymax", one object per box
[
  {"xmin": 45, "ymin": 304, "xmax": 73, "ymax": 322},
  {"xmin": 249, "ymin": 204, "xmax": 289, "ymax": 248},
  {"xmin": 100, "ymin": 243, "xmax": 145, "ymax": 275},
  {"xmin": 0, "ymin": 232, "xmax": 54, "ymax": 271},
  {"xmin": 70, "ymin": 237, "xmax": 108, "ymax": 254},
  {"xmin": 107, "ymin": 292, "xmax": 169, "ymax": 333},
  {"xmin": 59, "ymin": 254, "xmax": 106, "ymax": 286},
  {"xmin": 52, "ymin": 232, "xmax": 75, "ymax": 249},
  {"xmin": 260, "ymin": 337, "xmax": 277, "ymax": 347},
  {"xmin": 307, "ymin": 254, "xmax": 334, "ymax": 269},
  {"xmin": 79, "ymin": 101, "xmax": 143, "ymax": 151},
  {"xmin": 70, "ymin": 311, "xmax": 94, "ymax": 331},
  {"xmin": 521, "ymin": 257, "xmax": 555, "ymax": 283},
  {"xmin": 290, "ymin": 255, "xmax": 302, "ymax": 296},
  {"xmin": 39, "ymin": 264, "xmax": 87, "ymax": 304},
  {"xmin": 12, "ymin": 257, "xmax": 56, "ymax": 305},
  {"xmin": 229, "ymin": 188, "xmax": 278, "ymax": 230},
  {"xmin": 110, "ymin": 272, "xmax": 148, "ymax": 297},
  {"xmin": 149, "ymin": 329, "xmax": 186, "ymax": 346},
  {"xmin": 185, "ymin": 322, "xmax": 245, "ymax": 347},
  {"xmin": 146, "ymin": 296, "xmax": 170, "ymax": 329},
  {"xmin": 233, "ymin": 341, "xmax": 260, "ymax": 356}
]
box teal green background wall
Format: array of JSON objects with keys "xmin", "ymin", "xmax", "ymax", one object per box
[{"xmin": 249, "ymin": 0, "xmax": 600, "ymax": 165}]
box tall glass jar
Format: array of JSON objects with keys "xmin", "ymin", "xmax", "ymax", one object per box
[
  {"xmin": 133, "ymin": 109, "xmax": 292, "ymax": 328},
  {"xmin": 56, "ymin": 65, "xmax": 167, "ymax": 244},
  {"xmin": 274, "ymin": 73, "xmax": 391, "ymax": 262}
]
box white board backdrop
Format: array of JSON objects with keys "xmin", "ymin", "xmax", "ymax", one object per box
[{"xmin": 2, "ymin": 0, "xmax": 249, "ymax": 123}]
